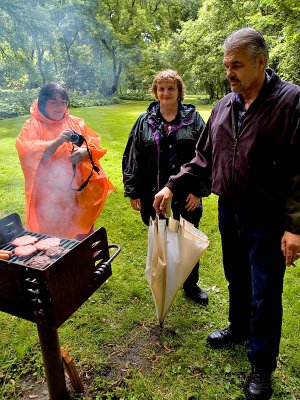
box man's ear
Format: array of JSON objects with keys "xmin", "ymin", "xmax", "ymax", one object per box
[{"xmin": 258, "ymin": 53, "xmax": 267, "ymax": 68}]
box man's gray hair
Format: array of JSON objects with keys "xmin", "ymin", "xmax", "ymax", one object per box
[{"xmin": 224, "ymin": 27, "xmax": 269, "ymax": 64}]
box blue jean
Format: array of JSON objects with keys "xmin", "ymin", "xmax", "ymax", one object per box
[{"xmin": 218, "ymin": 197, "xmax": 286, "ymax": 371}]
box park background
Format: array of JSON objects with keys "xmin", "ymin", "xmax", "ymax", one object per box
[{"xmin": 1, "ymin": 1, "xmax": 300, "ymax": 399}]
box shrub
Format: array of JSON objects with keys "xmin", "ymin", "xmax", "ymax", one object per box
[
  {"xmin": 0, "ymin": 90, "xmax": 36, "ymax": 119},
  {"xmin": 119, "ymin": 90, "xmax": 153, "ymax": 101},
  {"xmin": 0, "ymin": 90, "xmax": 120, "ymax": 119}
]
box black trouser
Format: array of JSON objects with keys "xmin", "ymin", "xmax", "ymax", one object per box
[
  {"xmin": 141, "ymin": 195, "xmax": 203, "ymax": 290},
  {"xmin": 218, "ymin": 197, "xmax": 286, "ymax": 371}
]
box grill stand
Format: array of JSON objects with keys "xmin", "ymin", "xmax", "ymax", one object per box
[
  {"xmin": 36, "ymin": 310, "xmax": 68, "ymax": 400},
  {"xmin": 30, "ymin": 247, "xmax": 120, "ymax": 400},
  {"xmin": 0, "ymin": 214, "xmax": 122, "ymax": 399}
]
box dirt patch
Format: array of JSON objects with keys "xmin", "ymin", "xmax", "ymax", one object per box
[
  {"xmin": 102, "ymin": 323, "xmax": 173, "ymax": 380},
  {"xmin": 16, "ymin": 322, "xmax": 175, "ymax": 399},
  {"xmin": 19, "ymin": 376, "xmax": 49, "ymax": 399},
  {"xmin": 18, "ymin": 373, "xmax": 93, "ymax": 400}
]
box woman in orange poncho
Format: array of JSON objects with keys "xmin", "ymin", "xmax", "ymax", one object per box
[{"xmin": 16, "ymin": 82, "xmax": 114, "ymax": 239}]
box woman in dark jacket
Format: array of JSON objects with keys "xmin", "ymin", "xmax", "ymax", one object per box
[{"xmin": 122, "ymin": 69, "xmax": 208, "ymax": 304}]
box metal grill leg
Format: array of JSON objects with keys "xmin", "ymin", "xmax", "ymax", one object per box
[{"xmin": 36, "ymin": 312, "xmax": 68, "ymax": 400}]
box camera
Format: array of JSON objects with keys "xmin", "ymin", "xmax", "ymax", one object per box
[{"xmin": 70, "ymin": 131, "xmax": 85, "ymax": 147}]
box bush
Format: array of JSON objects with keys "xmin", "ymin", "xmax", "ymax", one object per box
[
  {"xmin": 119, "ymin": 90, "xmax": 153, "ymax": 101},
  {"xmin": 69, "ymin": 92, "xmax": 120, "ymax": 108},
  {"xmin": 195, "ymin": 97, "xmax": 213, "ymax": 105},
  {"xmin": 0, "ymin": 90, "xmax": 36, "ymax": 119},
  {"xmin": 0, "ymin": 90, "xmax": 121, "ymax": 119}
]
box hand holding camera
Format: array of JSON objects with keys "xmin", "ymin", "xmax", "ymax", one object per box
[
  {"xmin": 69, "ymin": 131, "xmax": 85, "ymax": 147},
  {"xmin": 68, "ymin": 130, "xmax": 87, "ymax": 164},
  {"xmin": 64, "ymin": 130, "xmax": 99, "ymax": 191},
  {"xmin": 56, "ymin": 129, "xmax": 85, "ymax": 147},
  {"xmin": 69, "ymin": 148, "xmax": 88, "ymax": 164}
]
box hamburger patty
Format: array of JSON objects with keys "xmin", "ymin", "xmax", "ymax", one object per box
[
  {"xmin": 14, "ymin": 244, "xmax": 38, "ymax": 258},
  {"xmin": 27, "ymin": 254, "xmax": 52, "ymax": 269},
  {"xmin": 45, "ymin": 246, "xmax": 65, "ymax": 258},
  {"xmin": 35, "ymin": 237, "xmax": 61, "ymax": 251},
  {"xmin": 12, "ymin": 235, "xmax": 39, "ymax": 247}
]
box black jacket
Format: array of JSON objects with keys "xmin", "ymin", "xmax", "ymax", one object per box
[
  {"xmin": 122, "ymin": 101, "xmax": 205, "ymax": 203},
  {"xmin": 167, "ymin": 70, "xmax": 300, "ymax": 233}
]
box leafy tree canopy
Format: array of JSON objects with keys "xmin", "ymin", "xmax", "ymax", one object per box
[{"xmin": 0, "ymin": 0, "xmax": 299, "ymax": 100}]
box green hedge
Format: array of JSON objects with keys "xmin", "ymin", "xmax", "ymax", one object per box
[
  {"xmin": 119, "ymin": 90, "xmax": 153, "ymax": 101},
  {"xmin": 0, "ymin": 90, "xmax": 36, "ymax": 119},
  {"xmin": 0, "ymin": 89, "xmax": 211, "ymax": 119},
  {"xmin": 0, "ymin": 90, "xmax": 120, "ymax": 119}
]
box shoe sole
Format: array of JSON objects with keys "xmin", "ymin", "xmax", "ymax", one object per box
[{"xmin": 207, "ymin": 339, "xmax": 248, "ymax": 349}]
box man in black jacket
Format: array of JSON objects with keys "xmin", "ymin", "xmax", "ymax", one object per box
[{"xmin": 154, "ymin": 28, "xmax": 300, "ymax": 400}]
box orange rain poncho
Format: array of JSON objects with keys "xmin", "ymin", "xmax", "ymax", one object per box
[{"xmin": 16, "ymin": 99, "xmax": 114, "ymax": 238}]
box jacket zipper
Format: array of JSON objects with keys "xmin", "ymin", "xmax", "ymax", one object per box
[
  {"xmin": 231, "ymin": 105, "xmax": 245, "ymax": 187},
  {"xmin": 231, "ymin": 107, "xmax": 238, "ymax": 186},
  {"xmin": 232, "ymin": 137, "xmax": 238, "ymax": 185}
]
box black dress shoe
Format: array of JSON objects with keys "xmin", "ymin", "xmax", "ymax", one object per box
[
  {"xmin": 207, "ymin": 325, "xmax": 247, "ymax": 348},
  {"xmin": 184, "ymin": 286, "xmax": 208, "ymax": 305},
  {"xmin": 245, "ymin": 368, "xmax": 273, "ymax": 400}
]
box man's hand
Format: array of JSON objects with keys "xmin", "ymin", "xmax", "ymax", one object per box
[
  {"xmin": 153, "ymin": 187, "xmax": 173, "ymax": 214},
  {"xmin": 185, "ymin": 193, "xmax": 201, "ymax": 212},
  {"xmin": 281, "ymin": 231, "xmax": 300, "ymax": 266},
  {"xmin": 130, "ymin": 198, "xmax": 141, "ymax": 211}
]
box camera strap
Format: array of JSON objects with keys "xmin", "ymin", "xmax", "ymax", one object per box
[{"xmin": 70, "ymin": 143, "xmax": 100, "ymax": 192}]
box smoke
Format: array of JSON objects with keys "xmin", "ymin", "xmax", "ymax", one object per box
[{"xmin": 34, "ymin": 158, "xmax": 83, "ymax": 238}]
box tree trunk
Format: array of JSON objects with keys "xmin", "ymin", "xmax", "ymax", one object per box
[
  {"xmin": 35, "ymin": 40, "xmax": 46, "ymax": 84},
  {"xmin": 99, "ymin": 47, "xmax": 123, "ymax": 97}
]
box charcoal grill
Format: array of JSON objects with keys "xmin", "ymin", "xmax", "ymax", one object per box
[{"xmin": 0, "ymin": 213, "xmax": 121, "ymax": 399}]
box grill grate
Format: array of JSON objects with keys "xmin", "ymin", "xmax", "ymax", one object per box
[{"xmin": 1, "ymin": 230, "xmax": 79, "ymax": 265}]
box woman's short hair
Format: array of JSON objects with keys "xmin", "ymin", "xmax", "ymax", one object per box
[
  {"xmin": 223, "ymin": 27, "xmax": 269, "ymax": 65},
  {"xmin": 151, "ymin": 69, "xmax": 186, "ymax": 100},
  {"xmin": 38, "ymin": 82, "xmax": 69, "ymax": 116}
]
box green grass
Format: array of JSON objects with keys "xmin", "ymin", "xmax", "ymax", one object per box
[{"xmin": 0, "ymin": 101, "xmax": 299, "ymax": 399}]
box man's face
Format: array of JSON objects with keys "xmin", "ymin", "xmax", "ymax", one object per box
[{"xmin": 223, "ymin": 46, "xmax": 264, "ymax": 97}]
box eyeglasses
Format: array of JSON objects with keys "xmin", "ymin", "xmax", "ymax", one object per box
[{"xmin": 47, "ymin": 100, "xmax": 69, "ymax": 107}]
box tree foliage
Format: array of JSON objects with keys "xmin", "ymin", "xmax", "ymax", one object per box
[
  {"xmin": 0, "ymin": 0, "xmax": 299, "ymax": 99},
  {"xmin": 178, "ymin": 0, "xmax": 300, "ymax": 100}
]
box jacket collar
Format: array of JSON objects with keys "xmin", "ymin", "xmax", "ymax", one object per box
[{"xmin": 147, "ymin": 100, "xmax": 196, "ymax": 123}]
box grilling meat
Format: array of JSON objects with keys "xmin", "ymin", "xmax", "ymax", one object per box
[
  {"xmin": 0, "ymin": 250, "xmax": 12, "ymax": 260},
  {"xmin": 27, "ymin": 254, "xmax": 52, "ymax": 269},
  {"xmin": 45, "ymin": 246, "xmax": 65, "ymax": 258},
  {"xmin": 35, "ymin": 237, "xmax": 61, "ymax": 251},
  {"xmin": 12, "ymin": 235, "xmax": 39, "ymax": 247},
  {"xmin": 14, "ymin": 244, "xmax": 38, "ymax": 258}
]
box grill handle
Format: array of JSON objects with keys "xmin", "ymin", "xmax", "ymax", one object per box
[
  {"xmin": 107, "ymin": 244, "xmax": 122, "ymax": 264},
  {"xmin": 94, "ymin": 244, "xmax": 121, "ymax": 276}
]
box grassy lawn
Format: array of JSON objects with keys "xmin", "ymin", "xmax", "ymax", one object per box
[{"xmin": 0, "ymin": 100, "xmax": 299, "ymax": 399}]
